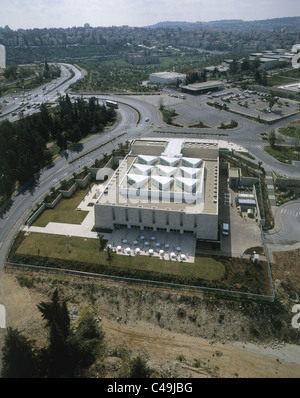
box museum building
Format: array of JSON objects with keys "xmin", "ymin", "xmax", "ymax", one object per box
[{"xmin": 94, "ymin": 138, "xmax": 220, "ymax": 241}]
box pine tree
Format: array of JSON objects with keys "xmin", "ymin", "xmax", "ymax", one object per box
[{"xmin": 1, "ymin": 327, "xmax": 40, "ymax": 378}]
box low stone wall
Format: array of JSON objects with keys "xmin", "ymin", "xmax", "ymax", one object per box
[
  {"xmin": 27, "ymin": 203, "xmax": 46, "ymax": 226},
  {"xmin": 44, "ymin": 193, "xmax": 63, "ymax": 209},
  {"xmin": 75, "ymin": 172, "xmax": 91, "ymax": 188},
  {"xmin": 59, "ymin": 182, "xmax": 78, "ymax": 198}
]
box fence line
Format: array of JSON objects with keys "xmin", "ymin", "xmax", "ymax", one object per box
[
  {"xmin": 257, "ymin": 174, "xmax": 275, "ymax": 301},
  {"xmin": 5, "ymin": 262, "xmax": 274, "ymax": 301}
]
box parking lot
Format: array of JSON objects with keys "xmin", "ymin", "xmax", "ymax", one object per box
[
  {"xmin": 155, "ymin": 87, "xmax": 300, "ymax": 127},
  {"xmin": 204, "ymin": 88, "xmax": 300, "ymax": 123}
]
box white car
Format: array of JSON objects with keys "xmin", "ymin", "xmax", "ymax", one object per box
[{"xmin": 222, "ymin": 223, "xmax": 229, "ymax": 236}]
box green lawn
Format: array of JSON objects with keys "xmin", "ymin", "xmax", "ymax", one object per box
[
  {"xmin": 33, "ymin": 187, "xmax": 90, "ymax": 227},
  {"xmin": 16, "ymin": 233, "xmax": 225, "ymax": 281},
  {"xmin": 278, "ymin": 126, "xmax": 300, "ymax": 139},
  {"xmin": 264, "ymin": 145, "xmax": 300, "ymax": 164}
]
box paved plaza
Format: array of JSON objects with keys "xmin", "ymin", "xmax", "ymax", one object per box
[{"xmin": 107, "ymin": 229, "xmax": 196, "ymax": 263}]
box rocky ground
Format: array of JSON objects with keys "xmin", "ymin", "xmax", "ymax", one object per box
[{"xmin": 1, "ymin": 249, "xmax": 300, "ymax": 378}]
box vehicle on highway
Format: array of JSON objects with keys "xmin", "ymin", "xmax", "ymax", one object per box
[{"xmin": 106, "ymin": 100, "xmax": 119, "ymax": 109}]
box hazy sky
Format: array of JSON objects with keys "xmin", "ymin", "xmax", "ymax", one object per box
[{"xmin": 1, "ymin": 0, "xmax": 300, "ymax": 30}]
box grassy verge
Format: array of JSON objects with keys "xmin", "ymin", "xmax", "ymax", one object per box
[
  {"xmin": 278, "ymin": 126, "xmax": 300, "ymax": 139},
  {"xmin": 264, "ymin": 145, "xmax": 300, "ymax": 164}
]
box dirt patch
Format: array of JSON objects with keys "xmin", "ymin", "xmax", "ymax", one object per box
[
  {"xmin": 1, "ymin": 261, "xmax": 300, "ymax": 378},
  {"xmin": 272, "ymin": 249, "xmax": 300, "ymax": 300}
]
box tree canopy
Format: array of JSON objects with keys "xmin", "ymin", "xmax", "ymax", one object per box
[
  {"xmin": 1, "ymin": 289, "xmax": 104, "ymax": 378},
  {"xmin": 0, "ymin": 95, "xmax": 116, "ymax": 201}
]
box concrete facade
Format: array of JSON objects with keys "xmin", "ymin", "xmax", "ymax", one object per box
[{"xmin": 94, "ymin": 138, "xmax": 220, "ymax": 241}]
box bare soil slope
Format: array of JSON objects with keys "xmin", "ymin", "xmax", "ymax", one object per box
[{"xmin": 1, "ymin": 261, "xmax": 300, "ymax": 378}]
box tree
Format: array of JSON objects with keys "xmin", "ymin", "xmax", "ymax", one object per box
[
  {"xmin": 37, "ymin": 289, "xmax": 104, "ymax": 378},
  {"xmin": 1, "ymin": 327, "xmax": 40, "ymax": 378},
  {"xmin": 229, "ymin": 59, "xmax": 239, "ymax": 75},
  {"xmin": 268, "ymin": 91, "xmax": 278, "ymax": 111},
  {"xmin": 241, "ymin": 57, "xmax": 251, "ymax": 72},
  {"xmin": 98, "ymin": 233, "xmax": 106, "ymax": 251},
  {"xmin": 106, "ymin": 246, "xmax": 114, "ymax": 263},
  {"xmin": 268, "ymin": 129, "xmax": 276, "ymax": 147},
  {"xmin": 127, "ymin": 355, "xmax": 153, "ymax": 378}
]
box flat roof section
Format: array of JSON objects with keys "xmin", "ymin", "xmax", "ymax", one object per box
[
  {"xmin": 161, "ymin": 138, "xmax": 184, "ymax": 157},
  {"xmin": 181, "ymin": 80, "xmax": 225, "ymax": 92}
]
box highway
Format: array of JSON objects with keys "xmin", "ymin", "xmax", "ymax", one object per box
[{"xmin": 0, "ymin": 63, "xmax": 300, "ymax": 273}]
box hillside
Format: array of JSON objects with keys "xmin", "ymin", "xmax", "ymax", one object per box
[{"xmin": 148, "ymin": 16, "xmax": 300, "ymax": 31}]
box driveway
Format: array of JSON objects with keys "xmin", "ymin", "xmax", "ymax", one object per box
[
  {"xmin": 218, "ymin": 165, "xmax": 262, "ymax": 257},
  {"xmin": 265, "ymin": 200, "xmax": 300, "ymax": 249}
]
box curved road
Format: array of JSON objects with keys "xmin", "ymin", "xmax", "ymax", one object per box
[
  {"xmin": 265, "ymin": 200, "xmax": 300, "ymax": 249},
  {"xmin": 0, "ymin": 65, "xmax": 300, "ymax": 273}
]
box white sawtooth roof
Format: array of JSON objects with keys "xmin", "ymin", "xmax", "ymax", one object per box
[
  {"xmin": 138, "ymin": 155, "xmax": 158, "ymax": 165},
  {"xmin": 180, "ymin": 166, "xmax": 202, "ymax": 178},
  {"xmin": 132, "ymin": 164, "xmax": 154, "ymax": 175},
  {"xmin": 127, "ymin": 173, "xmax": 149, "ymax": 188},
  {"xmin": 156, "ymin": 165, "xmax": 178, "ymax": 177},
  {"xmin": 160, "ymin": 156, "xmax": 181, "ymax": 167},
  {"xmin": 182, "ymin": 157, "xmax": 202, "ymax": 168}
]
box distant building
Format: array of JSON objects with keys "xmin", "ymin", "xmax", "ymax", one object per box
[
  {"xmin": 0, "ymin": 44, "xmax": 6, "ymax": 69},
  {"xmin": 258, "ymin": 57, "xmax": 279, "ymax": 70},
  {"xmin": 149, "ymin": 71, "xmax": 186, "ymax": 85},
  {"xmin": 181, "ymin": 80, "xmax": 225, "ymax": 95}
]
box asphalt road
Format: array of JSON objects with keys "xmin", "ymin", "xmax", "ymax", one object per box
[
  {"xmin": 0, "ymin": 67, "xmax": 300, "ymax": 273},
  {"xmin": 265, "ymin": 200, "xmax": 300, "ymax": 247}
]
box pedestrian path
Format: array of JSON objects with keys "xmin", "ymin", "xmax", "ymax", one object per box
[{"xmin": 265, "ymin": 170, "xmax": 276, "ymax": 209}]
